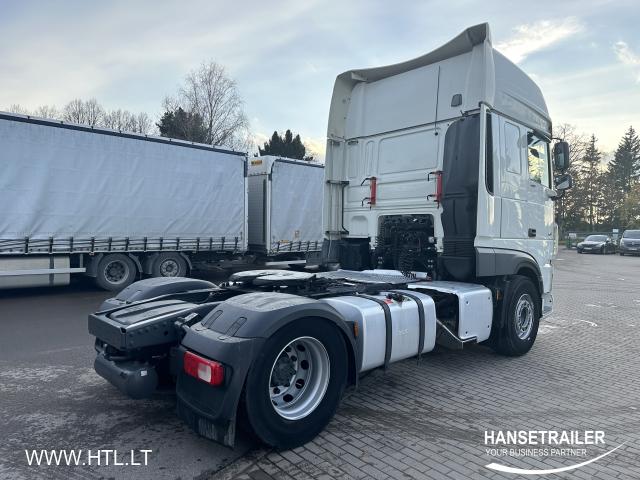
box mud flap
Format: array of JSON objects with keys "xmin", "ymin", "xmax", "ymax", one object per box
[{"xmin": 177, "ymin": 397, "xmax": 236, "ymax": 447}]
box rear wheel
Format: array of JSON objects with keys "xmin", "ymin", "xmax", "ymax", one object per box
[
  {"xmin": 95, "ymin": 254, "xmax": 137, "ymax": 291},
  {"xmin": 151, "ymin": 252, "xmax": 188, "ymax": 278},
  {"xmin": 492, "ymin": 276, "xmax": 540, "ymax": 357},
  {"xmin": 242, "ymin": 319, "xmax": 348, "ymax": 449}
]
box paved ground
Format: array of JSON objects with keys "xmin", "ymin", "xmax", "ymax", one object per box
[{"xmin": 1, "ymin": 252, "xmax": 640, "ymax": 479}]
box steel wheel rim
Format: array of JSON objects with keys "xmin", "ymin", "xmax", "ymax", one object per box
[
  {"xmin": 104, "ymin": 260, "xmax": 129, "ymax": 285},
  {"xmin": 515, "ymin": 293, "xmax": 534, "ymax": 340},
  {"xmin": 160, "ymin": 259, "xmax": 180, "ymax": 277},
  {"xmin": 268, "ymin": 336, "xmax": 330, "ymax": 420}
]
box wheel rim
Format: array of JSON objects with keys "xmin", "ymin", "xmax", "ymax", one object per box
[
  {"xmin": 268, "ymin": 336, "xmax": 330, "ymax": 420},
  {"xmin": 103, "ymin": 260, "xmax": 129, "ymax": 285},
  {"xmin": 515, "ymin": 293, "xmax": 534, "ymax": 340},
  {"xmin": 160, "ymin": 258, "xmax": 180, "ymax": 277}
]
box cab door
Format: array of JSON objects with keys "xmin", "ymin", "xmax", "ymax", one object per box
[
  {"xmin": 526, "ymin": 129, "xmax": 555, "ymax": 291},
  {"xmin": 499, "ymin": 117, "xmax": 528, "ymax": 242},
  {"xmin": 525, "ymin": 130, "xmax": 554, "ymax": 271}
]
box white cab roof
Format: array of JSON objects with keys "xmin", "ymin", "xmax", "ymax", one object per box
[{"xmin": 327, "ymin": 23, "xmax": 551, "ymax": 140}]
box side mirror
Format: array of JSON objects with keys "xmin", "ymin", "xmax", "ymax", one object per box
[
  {"xmin": 553, "ymin": 141, "xmax": 570, "ymax": 172},
  {"xmin": 555, "ymin": 173, "xmax": 572, "ymax": 191}
]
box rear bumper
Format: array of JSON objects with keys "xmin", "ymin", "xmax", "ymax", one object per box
[{"xmin": 94, "ymin": 352, "xmax": 159, "ymax": 399}]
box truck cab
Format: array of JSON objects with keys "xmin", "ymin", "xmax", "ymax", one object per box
[{"xmin": 322, "ymin": 22, "xmax": 570, "ymax": 316}]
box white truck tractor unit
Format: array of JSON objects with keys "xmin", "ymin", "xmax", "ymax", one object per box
[
  {"xmin": 0, "ymin": 114, "xmax": 323, "ymax": 290},
  {"xmin": 89, "ymin": 24, "xmax": 571, "ymax": 449}
]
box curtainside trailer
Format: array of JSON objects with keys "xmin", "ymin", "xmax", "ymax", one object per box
[
  {"xmin": 0, "ymin": 112, "xmax": 322, "ymax": 290},
  {"xmin": 247, "ymin": 156, "xmax": 324, "ymax": 257},
  {"xmin": 89, "ymin": 23, "xmax": 573, "ymax": 449}
]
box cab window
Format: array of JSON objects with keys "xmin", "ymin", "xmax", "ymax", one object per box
[
  {"xmin": 527, "ymin": 132, "xmax": 550, "ymax": 187},
  {"xmin": 504, "ymin": 122, "xmax": 521, "ymax": 174}
]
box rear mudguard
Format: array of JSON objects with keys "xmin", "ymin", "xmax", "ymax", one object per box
[{"xmin": 174, "ymin": 291, "xmax": 358, "ymax": 447}]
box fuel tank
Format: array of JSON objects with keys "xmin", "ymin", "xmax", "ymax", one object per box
[{"xmin": 322, "ymin": 290, "xmax": 436, "ymax": 372}]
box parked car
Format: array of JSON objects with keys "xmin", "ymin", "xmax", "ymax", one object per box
[
  {"xmin": 619, "ymin": 230, "xmax": 640, "ymax": 256},
  {"xmin": 576, "ymin": 235, "xmax": 615, "ymax": 254}
]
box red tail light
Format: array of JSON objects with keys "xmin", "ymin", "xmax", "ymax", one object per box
[
  {"xmin": 183, "ymin": 351, "xmax": 224, "ymax": 386},
  {"xmin": 369, "ymin": 176, "xmax": 377, "ymax": 206}
]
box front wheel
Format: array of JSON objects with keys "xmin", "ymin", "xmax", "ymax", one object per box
[
  {"xmin": 242, "ymin": 319, "xmax": 348, "ymax": 449},
  {"xmin": 492, "ymin": 276, "xmax": 540, "ymax": 357}
]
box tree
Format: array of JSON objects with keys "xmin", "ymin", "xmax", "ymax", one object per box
[
  {"xmin": 618, "ymin": 184, "xmax": 640, "ymax": 228},
  {"xmin": 164, "ymin": 61, "xmax": 249, "ymax": 149},
  {"xmin": 553, "ymin": 124, "xmax": 589, "ymax": 233},
  {"xmin": 608, "ymin": 126, "xmax": 640, "ymax": 194},
  {"xmin": 134, "ymin": 112, "xmax": 153, "ymax": 135},
  {"xmin": 102, "ymin": 109, "xmax": 151, "ymax": 134},
  {"xmin": 157, "ymin": 107, "xmax": 208, "ymax": 143},
  {"xmin": 33, "ymin": 105, "xmax": 60, "ymax": 119},
  {"xmin": 103, "ymin": 109, "xmax": 137, "ymax": 131},
  {"xmin": 8, "ymin": 104, "xmax": 31, "ymax": 115},
  {"xmin": 62, "ymin": 98, "xmax": 104, "ymax": 125},
  {"xmin": 579, "ymin": 135, "xmax": 604, "ymax": 230},
  {"xmin": 258, "ymin": 129, "xmax": 313, "ymax": 161}
]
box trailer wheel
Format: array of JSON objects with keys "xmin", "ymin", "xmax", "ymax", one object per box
[
  {"xmin": 492, "ymin": 276, "xmax": 540, "ymax": 357},
  {"xmin": 151, "ymin": 253, "xmax": 188, "ymax": 278},
  {"xmin": 95, "ymin": 254, "xmax": 137, "ymax": 291},
  {"xmin": 242, "ymin": 319, "xmax": 348, "ymax": 449}
]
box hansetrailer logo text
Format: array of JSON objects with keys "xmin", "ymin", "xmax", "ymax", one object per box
[
  {"xmin": 25, "ymin": 449, "xmax": 152, "ymax": 467},
  {"xmin": 483, "ymin": 430, "xmax": 626, "ymax": 475}
]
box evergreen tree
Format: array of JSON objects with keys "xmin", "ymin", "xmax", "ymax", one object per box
[
  {"xmin": 608, "ymin": 126, "xmax": 640, "ymax": 193},
  {"xmin": 157, "ymin": 107, "xmax": 208, "ymax": 143},
  {"xmin": 604, "ymin": 126, "xmax": 640, "ymax": 227},
  {"xmin": 579, "ymin": 135, "xmax": 603, "ymax": 230},
  {"xmin": 258, "ymin": 130, "xmax": 312, "ymax": 161}
]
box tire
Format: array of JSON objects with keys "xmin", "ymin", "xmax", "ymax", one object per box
[
  {"xmin": 577, "ymin": 249, "xmax": 582, "ymax": 254},
  {"xmin": 151, "ymin": 252, "xmax": 188, "ymax": 278},
  {"xmin": 95, "ymin": 254, "xmax": 137, "ymax": 291},
  {"xmin": 492, "ymin": 276, "xmax": 540, "ymax": 357},
  {"xmin": 620, "ymin": 252, "xmax": 625, "ymax": 256},
  {"xmin": 600, "ymin": 246, "xmax": 605, "ymax": 254},
  {"xmin": 242, "ymin": 319, "xmax": 348, "ymax": 449}
]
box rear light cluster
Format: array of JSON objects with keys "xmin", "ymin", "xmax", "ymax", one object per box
[{"xmin": 183, "ymin": 351, "xmax": 224, "ymax": 386}]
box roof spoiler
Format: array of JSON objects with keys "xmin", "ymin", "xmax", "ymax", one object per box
[{"xmin": 338, "ymin": 23, "xmax": 490, "ymax": 84}]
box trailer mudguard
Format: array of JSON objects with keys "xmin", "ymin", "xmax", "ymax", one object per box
[{"xmin": 174, "ymin": 291, "xmax": 358, "ymax": 446}]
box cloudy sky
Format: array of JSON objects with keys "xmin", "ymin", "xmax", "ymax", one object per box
[{"xmin": 1, "ymin": 0, "xmax": 638, "ymax": 157}]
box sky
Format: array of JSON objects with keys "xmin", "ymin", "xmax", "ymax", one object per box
[{"xmin": 1, "ymin": 0, "xmax": 639, "ymax": 159}]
